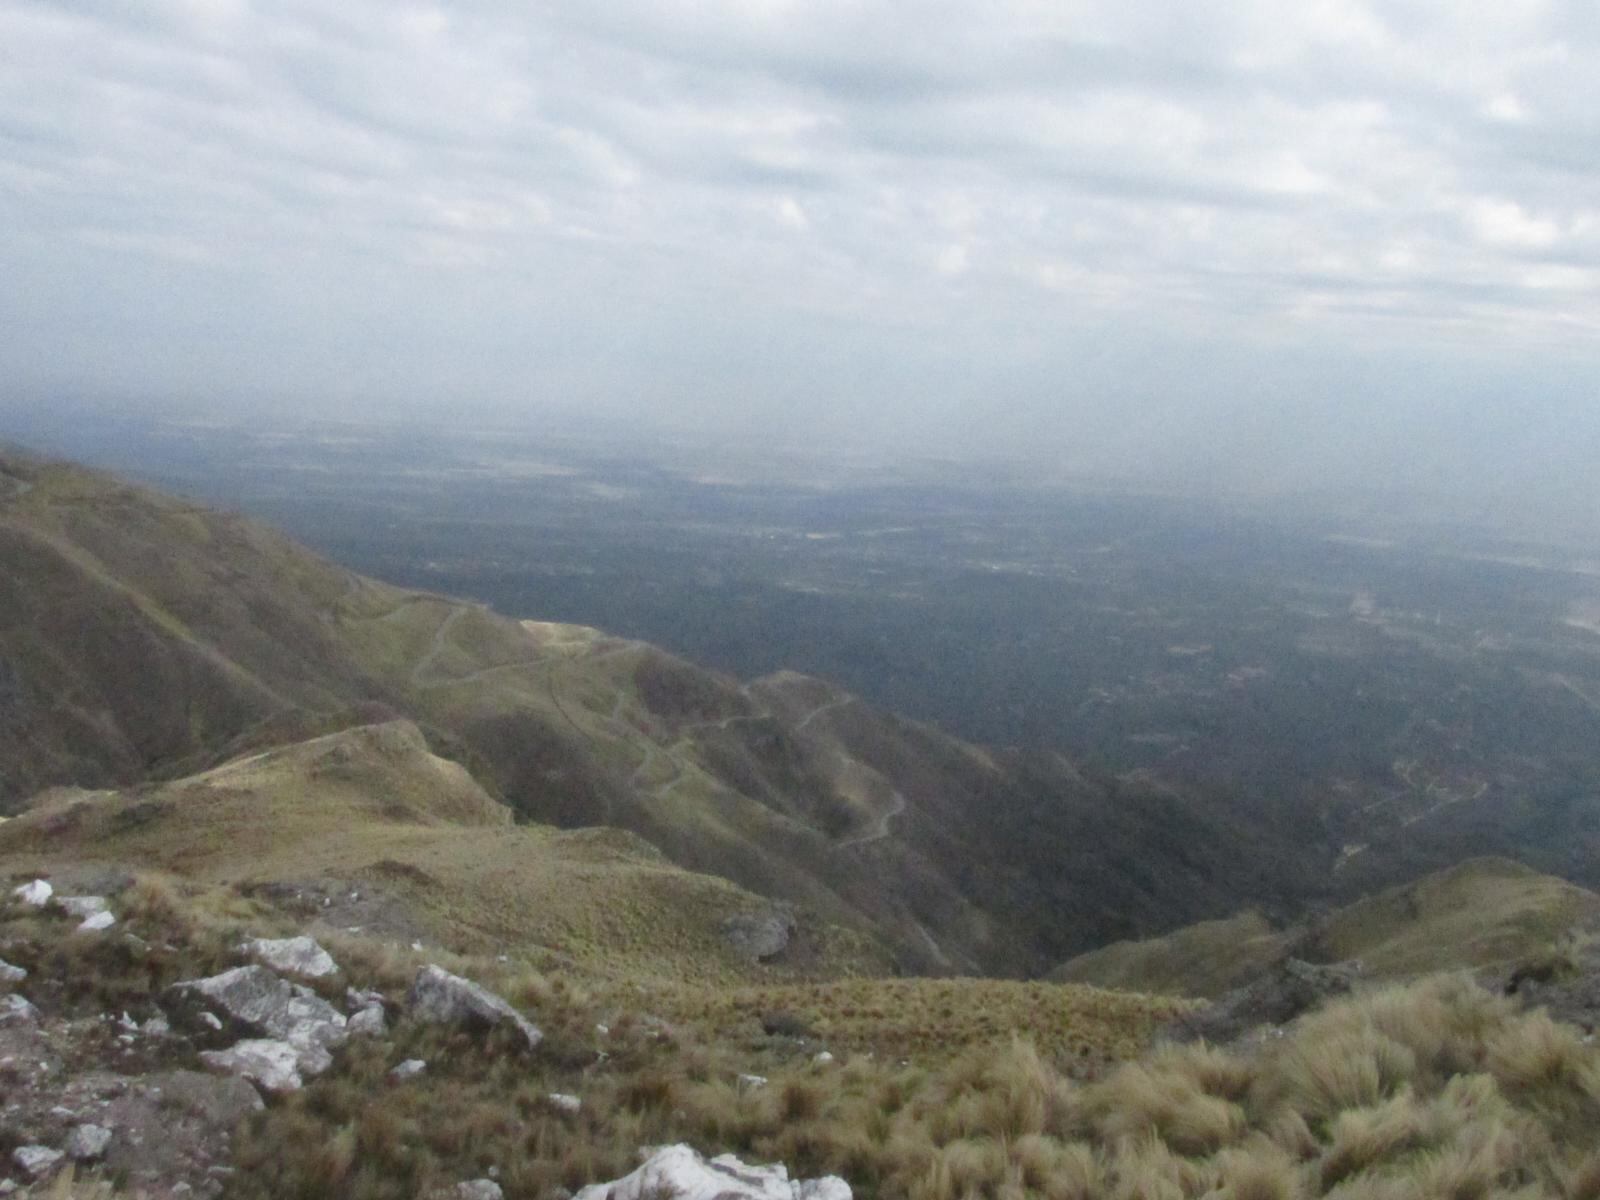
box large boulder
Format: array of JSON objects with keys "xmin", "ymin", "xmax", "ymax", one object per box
[
  {"xmin": 406, "ymin": 965, "xmax": 541, "ymax": 1049},
  {"xmin": 575, "ymin": 1145, "xmax": 850, "ymax": 1200}
]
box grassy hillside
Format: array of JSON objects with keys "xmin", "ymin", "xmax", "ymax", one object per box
[
  {"xmin": 1056, "ymin": 856, "xmax": 1600, "ymax": 998},
  {"xmin": 1052, "ymin": 912, "xmax": 1290, "ymax": 999},
  {"xmin": 0, "ymin": 720, "xmax": 888, "ymax": 985}
]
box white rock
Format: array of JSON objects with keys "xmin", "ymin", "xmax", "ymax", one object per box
[
  {"xmin": 547, "ymin": 1092, "xmax": 582, "ymax": 1114},
  {"xmin": 407, "ymin": 965, "xmax": 541, "ymax": 1049},
  {"xmin": 813, "ymin": 1051, "xmax": 835, "ymax": 1065},
  {"xmin": 171, "ymin": 965, "xmax": 346, "ymax": 1079},
  {"xmin": 11, "ymin": 1145, "xmax": 63, "ymax": 1178},
  {"xmin": 348, "ymin": 1005, "xmax": 387, "ymax": 1036},
  {"xmin": 200, "ymin": 1012, "xmax": 224, "ymax": 1031},
  {"xmin": 595, "ymin": 1023, "xmax": 610, "ymax": 1038},
  {"xmin": 737, "ymin": 1073, "xmax": 768, "ymax": 1091},
  {"xmin": 0, "ymin": 957, "xmax": 25, "ymax": 983},
  {"xmin": 143, "ymin": 1015, "xmax": 171, "ymax": 1036},
  {"xmin": 0, "ymin": 994, "xmax": 38, "ymax": 1024},
  {"xmin": 574, "ymin": 1146, "xmax": 850, "ymax": 1200},
  {"xmin": 201, "ymin": 1039, "xmax": 306, "ymax": 1093},
  {"xmin": 457, "ymin": 1182, "xmax": 503, "ymax": 1200},
  {"xmin": 78, "ymin": 910, "xmax": 116, "ymax": 932},
  {"xmin": 12, "ymin": 880, "xmax": 52, "ymax": 907},
  {"xmin": 65, "ymin": 1123, "xmax": 112, "ymax": 1161},
  {"xmin": 390, "ymin": 1058, "xmax": 427, "ymax": 1081},
  {"xmin": 243, "ymin": 936, "xmax": 339, "ymax": 979},
  {"xmin": 56, "ymin": 895, "xmax": 108, "ymax": 919}
]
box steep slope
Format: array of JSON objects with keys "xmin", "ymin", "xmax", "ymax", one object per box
[
  {"xmin": 0, "ymin": 447, "xmax": 1298, "ymax": 973},
  {"xmin": 1054, "ymin": 856, "xmax": 1600, "ymax": 997}
]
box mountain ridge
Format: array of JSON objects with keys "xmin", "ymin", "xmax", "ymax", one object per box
[{"xmin": 0, "ymin": 446, "xmax": 1305, "ymax": 974}]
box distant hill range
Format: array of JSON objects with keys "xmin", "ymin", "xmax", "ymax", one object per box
[{"xmin": 0, "ymin": 446, "xmax": 1590, "ymax": 980}]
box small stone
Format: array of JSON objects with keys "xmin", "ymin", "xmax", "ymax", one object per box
[
  {"xmin": 813, "ymin": 1051, "xmax": 835, "ymax": 1065},
  {"xmin": 65, "ymin": 1123, "xmax": 113, "ymax": 1161},
  {"xmin": 595, "ymin": 1023, "xmax": 609, "ymax": 1038},
  {"xmin": 77, "ymin": 910, "xmax": 116, "ymax": 932},
  {"xmin": 457, "ymin": 1182, "xmax": 504, "ymax": 1200},
  {"xmin": 547, "ymin": 1092, "xmax": 581, "ymax": 1114},
  {"xmin": 390, "ymin": 1058, "xmax": 427, "ymax": 1081},
  {"xmin": 200, "ymin": 1012, "xmax": 224, "ymax": 1031},
  {"xmin": 143, "ymin": 1015, "xmax": 171, "ymax": 1036},
  {"xmin": 201, "ymin": 1039, "xmax": 306, "ymax": 1093},
  {"xmin": 56, "ymin": 895, "xmax": 109, "ymax": 919},
  {"xmin": 11, "ymin": 1145, "xmax": 63, "ymax": 1178},
  {"xmin": 11, "ymin": 880, "xmax": 52, "ymax": 907},
  {"xmin": 0, "ymin": 957, "xmax": 27, "ymax": 983},
  {"xmin": 242, "ymin": 936, "xmax": 339, "ymax": 979},
  {"xmin": 0, "ymin": 993, "xmax": 38, "ymax": 1024},
  {"xmin": 737, "ymin": 1073, "xmax": 768, "ymax": 1091},
  {"xmin": 348, "ymin": 1005, "xmax": 386, "ymax": 1036}
]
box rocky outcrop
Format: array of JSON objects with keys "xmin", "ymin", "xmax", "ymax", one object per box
[
  {"xmin": 1163, "ymin": 957, "xmax": 1360, "ymax": 1045},
  {"xmin": 722, "ymin": 907, "xmax": 795, "ymax": 962},
  {"xmin": 0, "ymin": 956, "xmax": 25, "ymax": 983},
  {"xmin": 574, "ymin": 1145, "xmax": 851, "ymax": 1200},
  {"xmin": 169, "ymin": 964, "xmax": 348, "ymax": 1086},
  {"xmin": 243, "ymin": 935, "xmax": 340, "ymax": 979},
  {"xmin": 406, "ymin": 965, "xmax": 541, "ymax": 1049}
]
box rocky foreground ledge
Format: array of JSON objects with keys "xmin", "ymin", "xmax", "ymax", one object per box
[{"xmin": 1, "ymin": 878, "xmax": 850, "ymax": 1200}]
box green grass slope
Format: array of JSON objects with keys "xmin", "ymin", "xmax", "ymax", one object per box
[
  {"xmin": 1056, "ymin": 856, "xmax": 1600, "ymax": 998},
  {"xmin": 0, "ymin": 719, "xmax": 889, "ymax": 984}
]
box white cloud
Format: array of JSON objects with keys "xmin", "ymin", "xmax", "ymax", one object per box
[{"xmin": 0, "ymin": 0, "xmax": 1597, "ymax": 482}]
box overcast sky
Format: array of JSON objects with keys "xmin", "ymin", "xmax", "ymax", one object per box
[{"xmin": 2, "ymin": 1, "xmax": 1598, "ymax": 507}]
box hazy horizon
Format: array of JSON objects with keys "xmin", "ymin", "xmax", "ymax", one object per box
[{"xmin": 3, "ymin": 2, "xmax": 1599, "ymax": 524}]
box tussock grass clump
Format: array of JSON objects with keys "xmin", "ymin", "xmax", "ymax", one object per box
[{"xmin": 217, "ymin": 967, "xmax": 1600, "ymax": 1200}]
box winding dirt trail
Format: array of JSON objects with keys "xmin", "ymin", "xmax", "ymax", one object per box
[
  {"xmin": 409, "ymin": 605, "xmax": 473, "ymax": 687},
  {"xmin": 795, "ymin": 695, "xmax": 854, "ymax": 733},
  {"xmin": 837, "ymin": 789, "xmax": 907, "ymax": 848}
]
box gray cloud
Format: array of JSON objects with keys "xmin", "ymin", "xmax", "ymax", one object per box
[{"xmin": 1, "ymin": 0, "xmax": 1598, "ymax": 512}]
